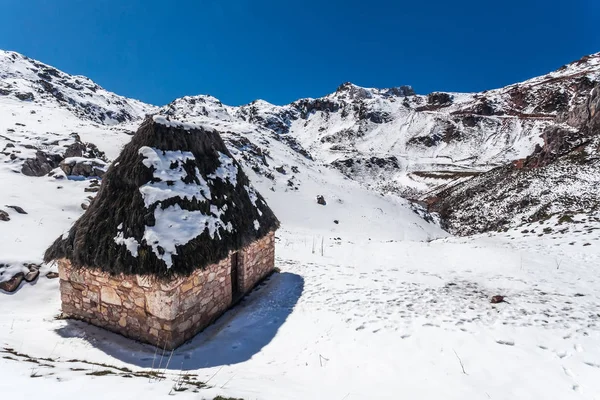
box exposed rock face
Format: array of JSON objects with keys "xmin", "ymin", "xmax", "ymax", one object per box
[
  {"xmin": 59, "ymin": 158, "xmax": 107, "ymax": 177},
  {"xmin": 21, "ymin": 150, "xmax": 63, "ymax": 177},
  {"xmin": 58, "ymin": 232, "xmax": 275, "ymax": 349},
  {"xmin": 233, "ymin": 53, "xmax": 600, "ymax": 198},
  {"xmin": 428, "ymin": 83, "xmax": 600, "ymax": 235},
  {"xmin": 427, "ymin": 92, "xmax": 453, "ymax": 106},
  {"xmin": 17, "ymin": 135, "xmax": 107, "ymax": 178},
  {"xmin": 15, "ymin": 92, "xmax": 34, "ymax": 101}
]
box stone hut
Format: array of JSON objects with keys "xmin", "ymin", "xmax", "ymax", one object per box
[{"xmin": 45, "ymin": 115, "xmax": 279, "ymax": 350}]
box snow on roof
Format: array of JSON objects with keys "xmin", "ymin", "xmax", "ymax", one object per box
[
  {"xmin": 137, "ymin": 146, "xmax": 212, "ymax": 207},
  {"xmin": 142, "ymin": 204, "xmax": 233, "ymax": 269},
  {"xmin": 151, "ymin": 114, "xmax": 215, "ymax": 132},
  {"xmin": 46, "ymin": 116, "xmax": 280, "ymax": 276},
  {"xmin": 134, "ymin": 147, "xmax": 242, "ymax": 269},
  {"xmin": 207, "ymin": 152, "xmax": 238, "ymax": 187}
]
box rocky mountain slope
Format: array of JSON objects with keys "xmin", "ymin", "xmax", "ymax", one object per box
[
  {"xmin": 429, "ymin": 81, "xmax": 600, "ymax": 234},
  {"xmin": 232, "ymin": 52, "xmax": 600, "ymax": 234},
  {"xmin": 0, "ymin": 50, "xmax": 153, "ymax": 124},
  {"xmin": 238, "ymin": 53, "xmax": 600, "ymax": 200},
  {"xmin": 1, "ymin": 48, "xmax": 599, "ymax": 245}
]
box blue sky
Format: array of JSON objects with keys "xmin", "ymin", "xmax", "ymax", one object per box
[{"xmin": 1, "ymin": 0, "xmax": 598, "ymax": 106}]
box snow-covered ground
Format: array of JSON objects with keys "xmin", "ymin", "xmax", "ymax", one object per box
[
  {"xmin": 2, "ymin": 50, "xmax": 600, "ymax": 399},
  {"xmin": 2, "ymin": 222, "xmax": 600, "ymax": 399}
]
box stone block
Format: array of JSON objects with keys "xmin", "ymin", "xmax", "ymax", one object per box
[
  {"xmin": 133, "ymin": 296, "xmax": 145, "ymax": 309},
  {"xmin": 101, "ymin": 286, "xmax": 121, "ymax": 306},
  {"xmin": 180, "ymin": 280, "xmax": 194, "ymax": 293},
  {"xmin": 145, "ymin": 290, "xmax": 180, "ymax": 320}
]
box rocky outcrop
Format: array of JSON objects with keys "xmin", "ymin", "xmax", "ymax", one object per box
[
  {"xmin": 21, "ymin": 150, "xmax": 63, "ymax": 177},
  {"xmin": 59, "ymin": 157, "xmax": 107, "ymax": 178},
  {"xmin": 427, "ymin": 92, "xmax": 453, "ymax": 106},
  {"xmin": 18, "ymin": 136, "xmax": 107, "ymax": 177},
  {"xmin": 1, "ymin": 50, "xmax": 156, "ymax": 125},
  {"xmin": 429, "ymin": 83, "xmax": 600, "ymax": 235},
  {"xmin": 15, "ymin": 92, "xmax": 34, "ymax": 101},
  {"xmin": 0, "ymin": 263, "xmax": 41, "ymax": 292}
]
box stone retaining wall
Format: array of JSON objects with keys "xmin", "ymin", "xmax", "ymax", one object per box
[{"xmin": 58, "ymin": 231, "xmax": 276, "ymax": 349}]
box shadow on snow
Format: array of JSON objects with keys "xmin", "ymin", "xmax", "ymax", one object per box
[{"xmin": 55, "ymin": 271, "xmax": 304, "ymax": 370}]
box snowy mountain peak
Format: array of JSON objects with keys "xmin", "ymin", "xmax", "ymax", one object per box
[
  {"xmin": 333, "ymin": 81, "xmax": 416, "ymax": 100},
  {"xmin": 0, "ymin": 49, "xmax": 156, "ymax": 125}
]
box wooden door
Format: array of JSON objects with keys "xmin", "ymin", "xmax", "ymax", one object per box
[{"xmin": 231, "ymin": 252, "xmax": 240, "ymax": 300}]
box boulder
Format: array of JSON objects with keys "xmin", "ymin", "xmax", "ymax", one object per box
[
  {"xmin": 21, "ymin": 150, "xmax": 62, "ymax": 177},
  {"xmin": 317, "ymin": 195, "xmax": 327, "ymax": 205},
  {"xmin": 15, "ymin": 92, "xmax": 34, "ymax": 101},
  {"xmin": 490, "ymin": 295, "xmax": 506, "ymax": 304},
  {"xmin": 59, "ymin": 157, "xmax": 107, "ymax": 178},
  {"xmin": 24, "ymin": 269, "xmax": 40, "ymax": 283},
  {"xmin": 5, "ymin": 205, "xmax": 27, "ymax": 214},
  {"xmin": 427, "ymin": 92, "xmax": 453, "ymax": 105},
  {"xmin": 0, "ymin": 273, "xmax": 24, "ymax": 292},
  {"xmin": 0, "ymin": 210, "xmax": 9, "ymax": 221},
  {"xmin": 63, "ymin": 138, "xmax": 106, "ymax": 160},
  {"xmin": 63, "ymin": 141, "xmax": 87, "ymax": 158}
]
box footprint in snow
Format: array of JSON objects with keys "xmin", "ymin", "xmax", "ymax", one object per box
[
  {"xmin": 496, "ymin": 339, "xmax": 515, "ymax": 346},
  {"xmin": 563, "ymin": 366, "xmax": 575, "ymax": 378},
  {"xmin": 583, "ymin": 361, "xmax": 600, "ymax": 368},
  {"xmin": 556, "ymin": 350, "xmax": 570, "ymax": 359}
]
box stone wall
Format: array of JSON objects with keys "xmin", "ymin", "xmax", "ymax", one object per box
[
  {"xmin": 240, "ymin": 231, "xmax": 276, "ymax": 293},
  {"xmin": 58, "ymin": 231, "xmax": 276, "ymax": 349}
]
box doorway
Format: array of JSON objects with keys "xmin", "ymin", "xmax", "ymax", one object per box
[{"xmin": 231, "ymin": 252, "xmax": 241, "ymax": 300}]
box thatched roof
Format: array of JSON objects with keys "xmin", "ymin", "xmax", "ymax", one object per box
[{"xmin": 45, "ymin": 115, "xmax": 279, "ymax": 277}]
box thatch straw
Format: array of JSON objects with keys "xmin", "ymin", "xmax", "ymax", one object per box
[{"xmin": 45, "ymin": 116, "xmax": 279, "ymax": 278}]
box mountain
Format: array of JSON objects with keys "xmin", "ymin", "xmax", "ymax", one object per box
[
  {"xmin": 0, "ymin": 50, "xmax": 154, "ymax": 124},
  {"xmin": 237, "ymin": 53, "xmax": 600, "ymax": 199},
  {"xmin": 2, "ymin": 49, "xmax": 600, "ymax": 242},
  {"xmin": 232, "ymin": 52, "xmax": 600, "ymax": 233},
  {"xmin": 429, "ymin": 81, "xmax": 600, "ymax": 234}
]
